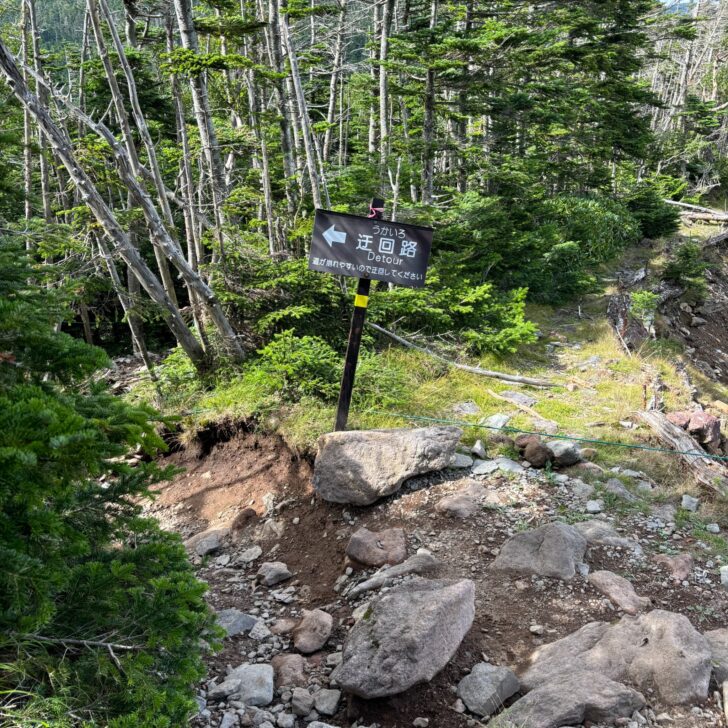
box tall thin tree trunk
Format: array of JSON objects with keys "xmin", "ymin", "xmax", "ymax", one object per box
[
  {"xmin": 379, "ymin": 0, "xmax": 394, "ymax": 171},
  {"xmin": 422, "ymin": 0, "xmax": 438, "ymax": 205},
  {"xmin": 323, "ymin": 2, "xmax": 345, "ymax": 163},
  {"xmin": 279, "ymin": 0, "xmax": 324, "ymax": 209},
  {"xmin": 173, "ymin": 0, "xmax": 228, "ymax": 263}
]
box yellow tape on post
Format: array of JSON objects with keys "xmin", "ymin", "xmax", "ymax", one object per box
[{"xmin": 354, "ymin": 294, "xmax": 369, "ymax": 308}]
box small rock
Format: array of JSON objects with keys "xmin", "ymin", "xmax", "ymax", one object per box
[
  {"xmin": 271, "ymin": 654, "xmax": 307, "ymax": 688},
  {"xmin": 471, "ymin": 440, "xmax": 487, "ymax": 459},
  {"xmin": 345, "ymin": 527, "xmax": 407, "ymax": 568},
  {"xmin": 435, "ymin": 483, "xmax": 485, "ymax": 519},
  {"xmin": 313, "ymin": 689, "xmax": 340, "ymax": 716},
  {"xmin": 413, "ymin": 719, "xmax": 429, "ymax": 728},
  {"xmin": 501, "ymin": 390, "xmax": 538, "ymax": 407},
  {"xmin": 681, "ymin": 494, "xmax": 700, "ymax": 512},
  {"xmin": 290, "ymin": 687, "xmax": 314, "ymax": 716},
  {"xmin": 249, "ymin": 620, "xmax": 272, "ymax": 641},
  {"xmin": 603, "ymin": 478, "xmax": 637, "ymax": 502},
  {"xmin": 450, "ymin": 453, "xmax": 474, "ymax": 468},
  {"xmin": 208, "ymin": 678, "xmax": 242, "ymax": 701},
  {"xmin": 654, "ymin": 554, "xmax": 694, "ymax": 582},
  {"xmin": 227, "ymin": 664, "xmax": 274, "ymax": 707},
  {"xmin": 276, "ymin": 714, "xmax": 295, "ymax": 728},
  {"xmin": 456, "ymin": 662, "xmax": 520, "ymax": 718},
  {"xmin": 257, "ymin": 562, "xmax": 293, "ymax": 587},
  {"xmin": 546, "ymin": 440, "xmax": 582, "ymax": 466},
  {"xmin": 492, "ymin": 522, "xmax": 587, "ymax": 581},
  {"xmin": 707, "ymin": 523, "xmax": 721, "ymax": 534},
  {"xmin": 586, "ymin": 500, "xmax": 604, "ymax": 514},
  {"xmin": 219, "ymin": 711, "xmax": 238, "ymax": 728},
  {"xmin": 481, "ymin": 413, "xmax": 511, "ymax": 430},
  {"xmin": 239, "ymin": 545, "xmax": 263, "ymax": 564},
  {"xmin": 453, "ymin": 400, "xmax": 481, "ymax": 415},
  {"xmin": 721, "ymin": 565, "xmax": 728, "ymax": 589},
  {"xmin": 588, "ymin": 571, "xmax": 651, "ymax": 615},
  {"xmin": 185, "ymin": 527, "xmax": 228, "ymax": 556},
  {"xmin": 216, "ymin": 608, "xmax": 257, "ymax": 637},
  {"xmin": 293, "ymin": 609, "xmax": 333, "ymax": 654},
  {"xmin": 472, "ymin": 460, "xmax": 499, "ymax": 476},
  {"xmin": 523, "ymin": 441, "xmax": 553, "ymax": 469},
  {"xmin": 704, "ymin": 629, "xmax": 728, "ymax": 682}
]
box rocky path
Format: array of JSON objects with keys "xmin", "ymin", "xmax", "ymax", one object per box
[{"xmin": 144, "ymin": 424, "xmax": 728, "ymax": 728}]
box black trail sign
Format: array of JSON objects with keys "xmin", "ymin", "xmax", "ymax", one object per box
[
  {"xmin": 309, "ymin": 200, "xmax": 434, "ymax": 432},
  {"xmin": 309, "ymin": 209, "xmax": 433, "ymax": 288}
]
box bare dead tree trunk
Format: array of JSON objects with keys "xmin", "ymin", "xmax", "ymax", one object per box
[
  {"xmin": 0, "ymin": 37, "xmax": 210, "ymax": 369},
  {"xmin": 173, "ymin": 0, "xmax": 228, "ymax": 263},
  {"xmin": 323, "ymin": 2, "xmax": 345, "ymax": 163},
  {"xmin": 20, "ymin": 0, "xmax": 32, "ymax": 227},
  {"xmin": 279, "ymin": 0, "xmax": 324, "ymax": 209},
  {"xmin": 379, "ymin": 0, "xmax": 394, "ymax": 171},
  {"xmin": 26, "ymin": 0, "xmax": 51, "ymax": 222}
]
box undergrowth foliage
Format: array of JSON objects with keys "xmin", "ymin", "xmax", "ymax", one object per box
[{"xmin": 0, "ymin": 241, "xmax": 217, "ymax": 727}]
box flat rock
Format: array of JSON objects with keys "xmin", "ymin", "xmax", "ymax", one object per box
[
  {"xmin": 208, "ymin": 677, "xmax": 242, "ymax": 701},
  {"xmin": 492, "ymin": 522, "xmax": 587, "ymax": 580},
  {"xmin": 333, "ymin": 578, "xmax": 475, "ymax": 698},
  {"xmin": 184, "ymin": 527, "xmax": 228, "ymax": 556},
  {"xmin": 456, "ymin": 662, "xmax": 520, "ymax": 717},
  {"xmin": 256, "ymin": 561, "xmax": 293, "ymax": 586},
  {"xmin": 313, "ymin": 426, "xmax": 462, "ymax": 505},
  {"xmin": 546, "ymin": 440, "xmax": 582, "ymax": 466},
  {"xmin": 653, "ymin": 553, "xmax": 694, "ymax": 581},
  {"xmin": 603, "ymin": 478, "xmax": 638, "ymax": 502},
  {"xmin": 481, "ymin": 413, "xmax": 511, "ymax": 431},
  {"xmin": 704, "ymin": 629, "xmax": 728, "ymax": 683},
  {"xmin": 520, "ymin": 610, "xmax": 711, "ymax": 705},
  {"xmin": 472, "ymin": 459, "xmax": 499, "ymax": 476},
  {"xmin": 449, "ymin": 453, "xmax": 474, "ymax": 468},
  {"xmin": 216, "ymin": 608, "xmax": 257, "ymax": 637},
  {"xmin": 453, "ymin": 400, "xmax": 481, "ymax": 415},
  {"xmin": 271, "ymin": 653, "xmax": 307, "ymax": 687},
  {"xmin": 681, "ymin": 494, "xmax": 700, "ymax": 512},
  {"xmin": 345, "ymin": 550, "xmax": 439, "ymax": 598},
  {"xmin": 346, "ymin": 527, "xmax": 407, "ymax": 568},
  {"xmin": 573, "ymin": 519, "xmax": 642, "ymax": 554},
  {"xmin": 587, "ymin": 570, "xmax": 651, "ymax": 615},
  {"xmin": 227, "ymin": 663, "xmax": 274, "ymax": 706},
  {"xmin": 293, "ymin": 609, "xmax": 333, "ymax": 654},
  {"xmin": 500, "ymin": 670, "xmax": 644, "ymax": 728},
  {"xmin": 500, "ymin": 390, "xmax": 538, "ymax": 408},
  {"xmin": 435, "ymin": 483, "xmax": 486, "ymax": 519}
]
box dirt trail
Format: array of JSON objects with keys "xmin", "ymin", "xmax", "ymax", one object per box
[{"xmin": 145, "ymin": 425, "xmax": 728, "ymax": 728}]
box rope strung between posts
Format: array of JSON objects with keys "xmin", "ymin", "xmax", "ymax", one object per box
[{"xmin": 365, "ymin": 410, "xmax": 728, "ymax": 463}]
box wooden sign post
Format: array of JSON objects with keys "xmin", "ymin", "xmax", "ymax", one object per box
[{"xmin": 308, "ymin": 198, "xmax": 434, "ymax": 431}]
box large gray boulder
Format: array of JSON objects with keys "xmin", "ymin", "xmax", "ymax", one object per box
[
  {"xmin": 333, "ymin": 578, "xmax": 475, "ymax": 698},
  {"xmin": 520, "ymin": 610, "xmax": 711, "ymax": 705},
  {"xmin": 705, "ymin": 628, "xmax": 728, "ymax": 683},
  {"xmin": 491, "ymin": 522, "xmax": 587, "ymax": 580},
  {"xmin": 500, "ymin": 671, "xmax": 644, "ymax": 728},
  {"xmin": 313, "ymin": 426, "xmax": 462, "ymax": 505},
  {"xmin": 456, "ymin": 662, "xmax": 519, "ymax": 717}
]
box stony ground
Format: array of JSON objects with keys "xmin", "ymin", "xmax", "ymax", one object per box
[{"xmin": 143, "ymin": 424, "xmax": 728, "ymax": 728}]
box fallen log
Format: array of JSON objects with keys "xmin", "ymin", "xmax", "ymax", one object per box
[
  {"xmin": 367, "ymin": 322, "xmax": 556, "ymax": 388},
  {"xmin": 636, "ymin": 410, "xmax": 728, "ymax": 496},
  {"xmin": 663, "ymin": 199, "xmax": 728, "ymax": 217}
]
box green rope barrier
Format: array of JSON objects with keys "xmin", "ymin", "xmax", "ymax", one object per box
[{"xmin": 365, "ymin": 410, "xmax": 728, "ymax": 463}]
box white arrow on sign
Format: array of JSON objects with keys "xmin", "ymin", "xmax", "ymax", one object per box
[{"xmin": 323, "ymin": 224, "xmax": 347, "ymax": 247}]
